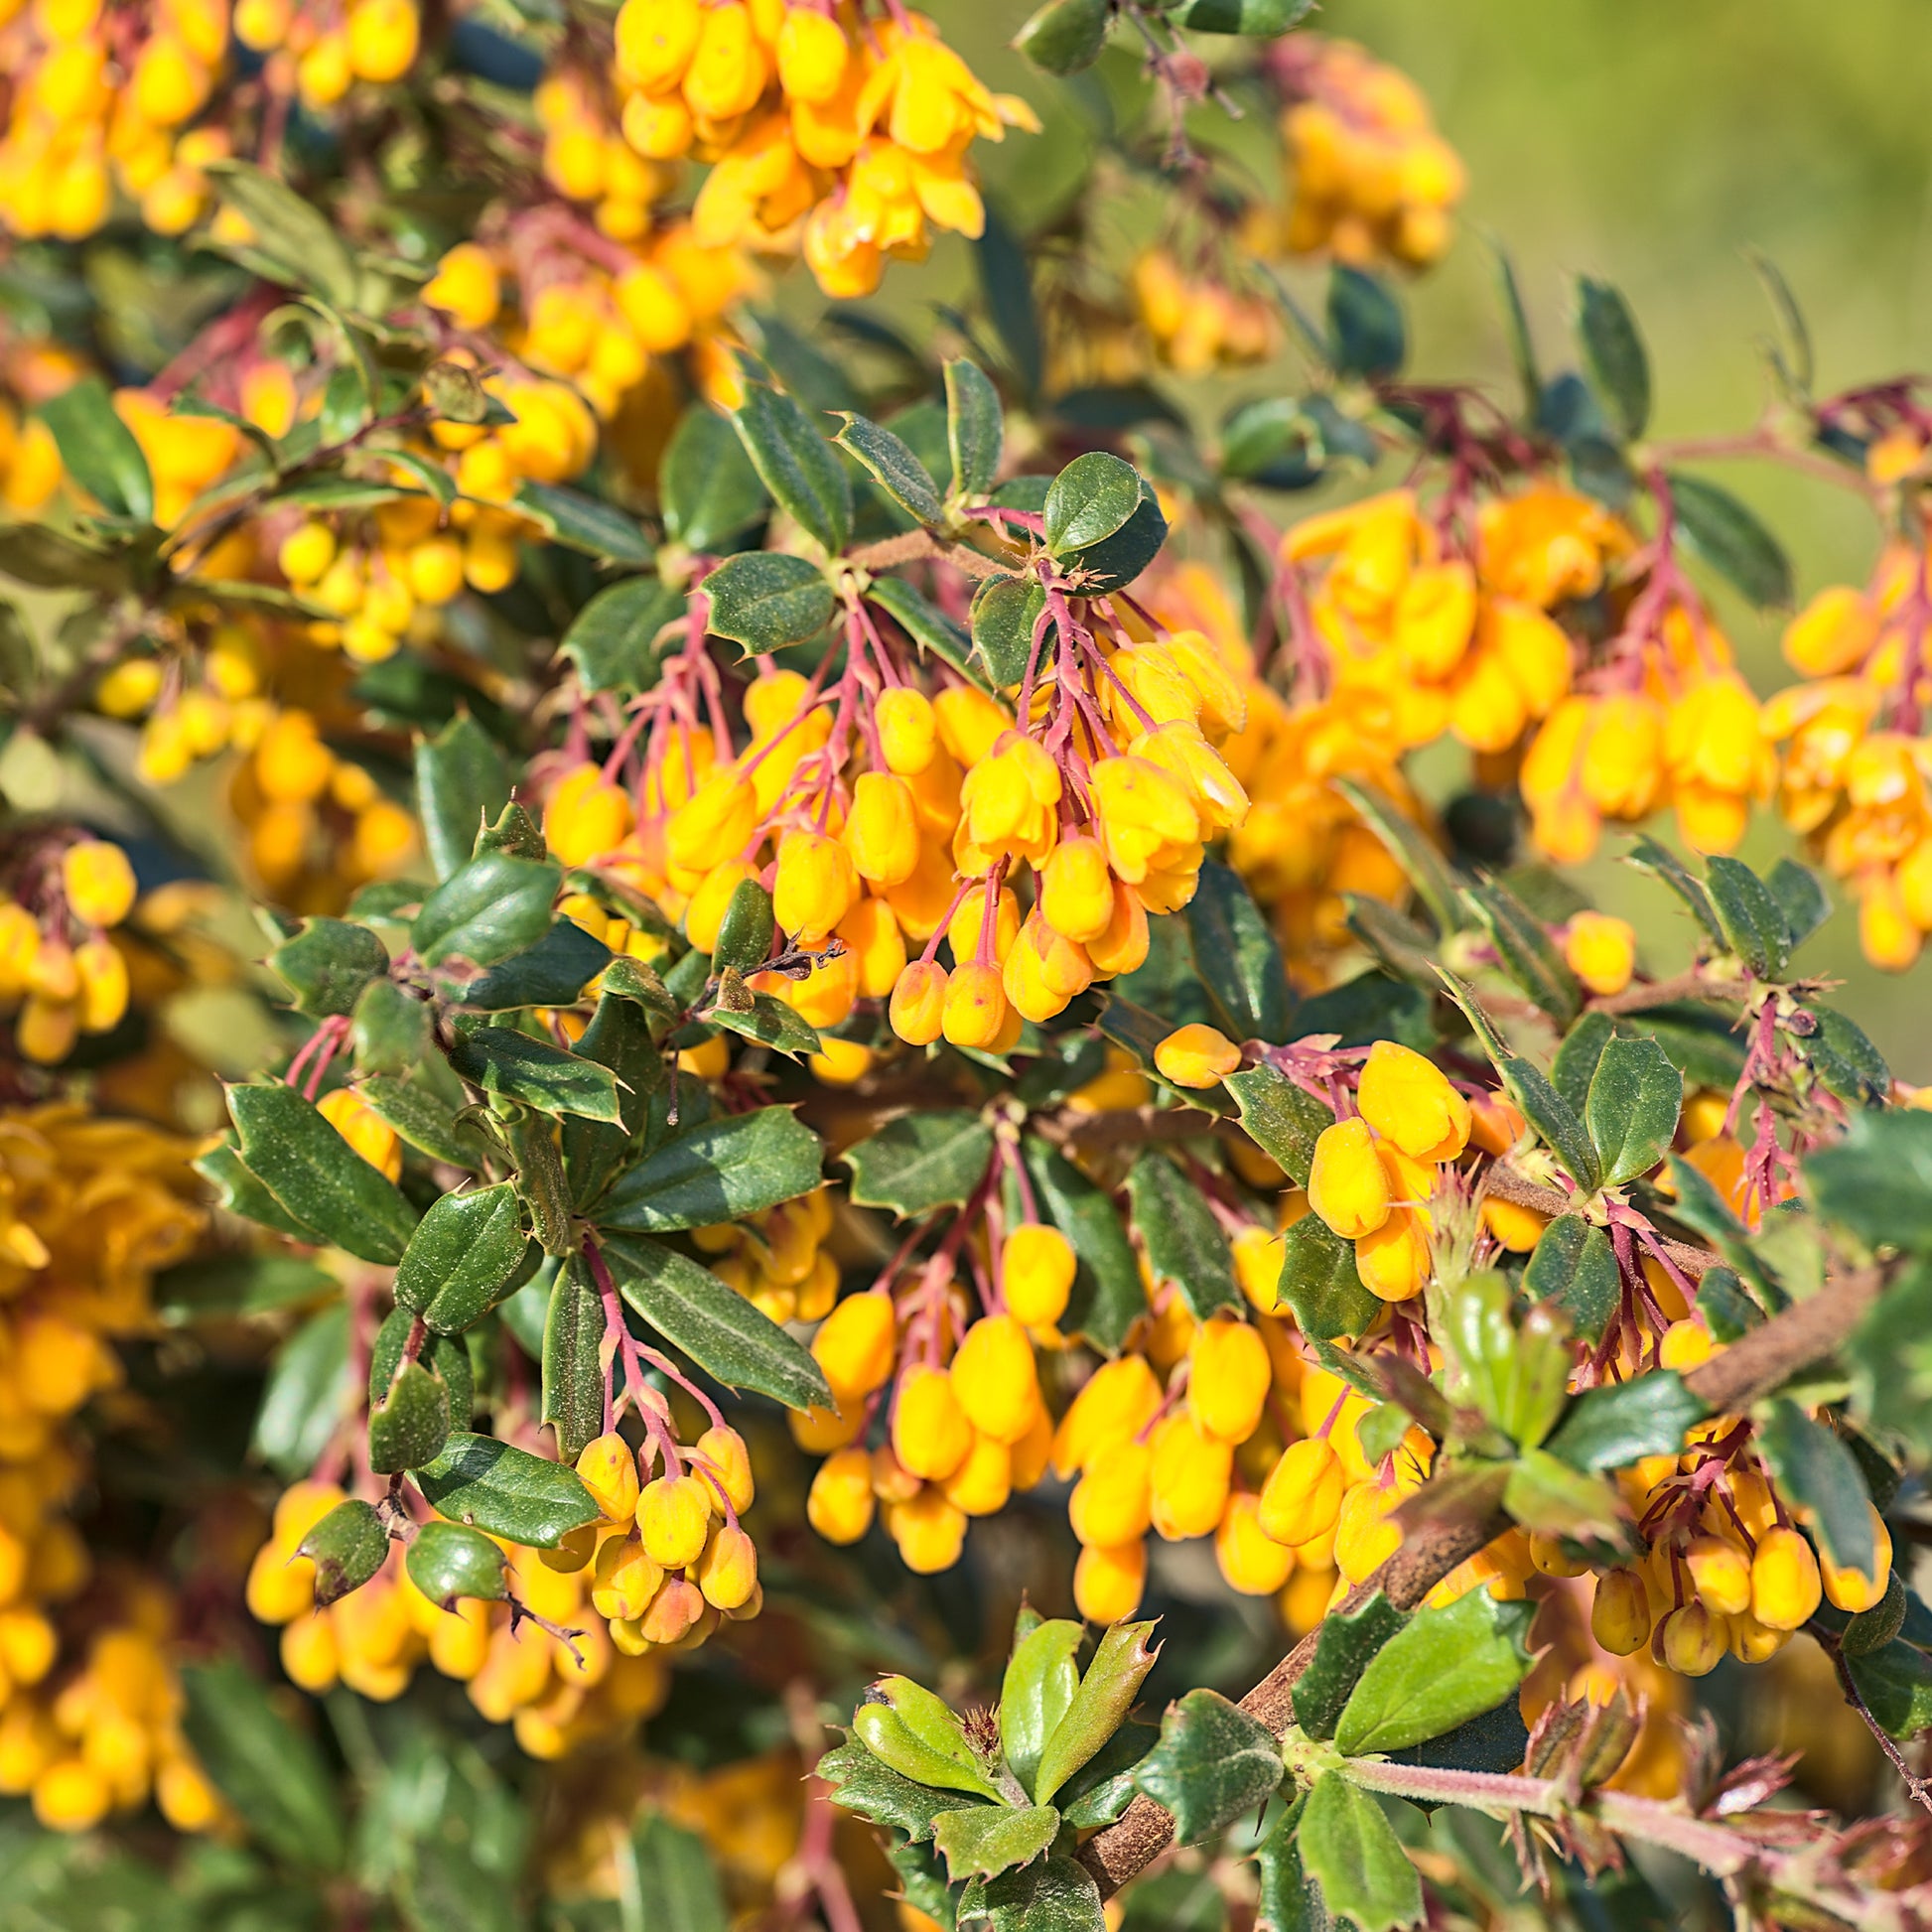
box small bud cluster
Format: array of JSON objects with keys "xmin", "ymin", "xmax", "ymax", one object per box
[{"xmin": 0, "ymin": 837, "xmax": 139, "ymax": 1065}]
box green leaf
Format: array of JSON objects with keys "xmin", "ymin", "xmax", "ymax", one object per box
[
  {"xmin": 1255, "ymin": 1794, "xmax": 1331, "ymax": 1932},
  {"xmin": 709, "ymin": 991, "xmax": 821, "ymax": 1058},
  {"xmin": 40, "ymin": 375, "xmax": 156, "ymax": 524},
  {"xmin": 1847, "ymin": 1260, "xmax": 1932, "ymax": 1448},
  {"xmin": 1806, "ymin": 1108, "xmax": 1932, "ymax": 1252},
  {"xmin": 1703, "ymin": 855, "xmax": 1791, "ymax": 977},
  {"xmin": 393, "ymin": 1181, "xmax": 536, "ymax": 1334},
  {"xmin": 0, "ymin": 521, "xmax": 134, "ymax": 592},
  {"xmin": 1044, "ymin": 452, "xmax": 1143, "ymax": 556},
  {"xmin": 1277, "ymin": 1213, "xmax": 1381, "ymax": 1344},
  {"xmin": 1185, "ymin": 859, "xmax": 1291, "ymax": 1041},
  {"xmin": 1551, "ymin": 1010, "xmax": 1612, "ymax": 1120},
  {"xmin": 1327, "ymin": 268, "xmax": 1406, "ymax": 381},
  {"xmin": 1667, "ymin": 472, "xmax": 1793, "ymax": 610},
  {"xmin": 1065, "ymin": 483, "xmax": 1168, "ymax": 592},
  {"xmin": 662, "ymin": 403, "xmax": 769, "ymax": 551},
  {"xmin": 1014, "ymin": 0, "xmax": 1109, "ymax": 70},
  {"xmin": 351, "ymin": 980, "xmax": 431, "ymax": 1083},
  {"xmin": 1034, "ymin": 1619, "xmax": 1159, "ymax": 1806},
  {"xmin": 252, "ymin": 1305, "xmax": 349, "ymax": 1480},
  {"xmin": 359, "ymin": 1075, "xmax": 490, "ymax": 1169},
  {"xmin": 1024, "ymin": 1137, "xmax": 1144, "ymax": 1354},
  {"xmin": 450, "ymin": 1026, "xmax": 624, "ymax": 1123},
  {"xmin": 603, "ymin": 1232, "xmax": 832, "ymax": 1411},
  {"xmin": 1585, "ymin": 1035, "xmax": 1682, "ymax": 1186},
  {"xmin": 207, "ymin": 159, "xmax": 359, "ymax": 308},
  {"xmin": 1522, "ymin": 1216, "xmax": 1618, "ymax": 1343},
  {"xmin": 1501, "ymin": 1448, "xmax": 1625, "ymax": 1543},
  {"xmin": 1846, "ymin": 1642, "xmax": 1932, "ymax": 1740},
  {"xmin": 702, "ymin": 550, "xmax": 836, "ymax": 654},
  {"xmin": 194, "ymin": 1138, "xmax": 322, "ymax": 1243},
  {"xmin": 1296, "ymin": 1774, "xmax": 1422, "ymax": 1932},
  {"xmin": 412, "ymin": 1433, "xmax": 601, "ymax": 1548},
  {"xmin": 154, "ymin": 1251, "xmax": 334, "ymax": 1323},
  {"xmin": 1332, "ymin": 781, "xmax": 1462, "ymax": 940},
  {"xmin": 228, "ymin": 1082, "xmax": 418, "ymax": 1264},
  {"xmin": 1003, "ymin": 1619, "xmax": 1085, "ymax": 1801},
  {"xmin": 977, "ymin": 206, "xmax": 1044, "ymax": 400},
  {"xmin": 731, "ymin": 381, "xmax": 852, "ymax": 553},
  {"xmin": 1224, "ymin": 1065, "xmax": 1334, "ymax": 1187},
  {"xmin": 1463, "ymin": 882, "xmax": 1580, "ymax": 1025},
  {"xmin": 1440, "ymin": 1272, "xmax": 1570, "ymax": 1449},
  {"xmin": 1767, "ymin": 857, "xmax": 1829, "ymax": 953},
  {"xmin": 462, "ymin": 916, "xmax": 611, "ymax": 1011},
  {"xmin": 267, "ymin": 917, "xmax": 390, "ymax": 1022},
  {"xmin": 413, "ymin": 852, "xmax": 561, "ymax": 968},
  {"xmin": 1057, "ymin": 1720, "xmax": 1158, "ymax": 1830},
  {"xmin": 1804, "ymin": 1005, "xmax": 1891, "ymax": 1106},
  {"xmin": 845, "ymin": 1111, "xmax": 996, "ymax": 1221},
  {"xmin": 867, "ymin": 573, "xmax": 982, "ymax": 686},
  {"xmin": 1127, "ymin": 1151, "xmax": 1240, "ymax": 1318},
  {"xmin": 542, "ymin": 1257, "xmax": 609, "ymax": 1463},
  {"xmin": 1545, "ymin": 1371, "xmax": 1709, "ymax": 1471},
  {"xmin": 512, "ymin": 482, "xmax": 654, "ymax": 567},
  {"xmin": 819, "ymin": 1735, "xmax": 988, "ymax": 1843},
  {"xmin": 1574, "ymin": 278, "xmax": 1650, "ymax": 442},
  {"xmin": 1756, "ymin": 1398, "xmax": 1875, "ymax": 1577},
  {"xmin": 368, "ymin": 1359, "xmax": 453, "ymax": 1473},
  {"xmin": 1623, "ymin": 834, "xmax": 1724, "ymax": 945},
  {"xmin": 946, "ymin": 359, "xmax": 1005, "ymax": 497},
  {"xmin": 836, "ymin": 412, "xmax": 945, "ymax": 525},
  {"xmin": 1500, "ymin": 1054, "xmax": 1598, "ymax": 1192},
  {"xmin": 182, "ymin": 1660, "xmax": 346, "ymax": 1871},
  {"xmin": 596, "ymin": 1105, "xmax": 823, "ymax": 1232},
  {"xmin": 560, "ymin": 576, "xmax": 684, "ymax": 695},
  {"xmin": 971, "ymin": 574, "xmax": 1047, "ymax": 688},
  {"xmin": 1163, "ymin": 0, "xmax": 1311, "ymax": 30},
  {"xmin": 959, "ymin": 1856, "xmax": 1104, "ymax": 1932},
  {"xmin": 1132, "ymin": 1691, "xmax": 1282, "ymax": 1844},
  {"xmin": 1293, "ymin": 1593, "xmax": 1409, "ymax": 1741},
  {"xmin": 404, "ymin": 1521, "xmax": 508, "ymax": 1611},
  {"xmin": 931, "ymin": 1806, "xmax": 1061, "ymax": 1883},
  {"xmin": 707, "ymin": 876, "xmax": 775, "ymax": 975},
  {"xmin": 297, "ymin": 1498, "xmax": 390, "ymax": 1607}
]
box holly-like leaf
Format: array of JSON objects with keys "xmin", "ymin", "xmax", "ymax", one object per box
[
  {"xmin": 368, "ymin": 1359, "xmax": 453, "ymax": 1473},
  {"xmin": 708, "ymin": 993, "xmax": 821, "ymax": 1058},
  {"xmin": 1585, "ymin": 1035, "xmax": 1682, "ymax": 1186},
  {"xmin": 1127, "ymin": 1151, "xmax": 1240, "ymax": 1319},
  {"xmin": 819, "ymin": 1735, "xmax": 990, "ymax": 1842},
  {"xmin": 560, "ymin": 575, "xmax": 683, "ymax": 695},
  {"xmin": 1502, "ymin": 1447, "xmax": 1626, "ymax": 1544},
  {"xmin": 732, "ymin": 381, "xmax": 853, "ymax": 554},
  {"xmin": 1500, "ymin": 1054, "xmax": 1599, "ymax": 1191},
  {"xmin": 411, "ymin": 1433, "xmax": 601, "ymax": 1548},
  {"xmin": 1292, "ymin": 1593, "xmax": 1408, "ymax": 1741},
  {"xmin": 1277, "ymin": 1213, "xmax": 1381, "ymax": 1344},
  {"xmin": 1132, "ymin": 1691, "xmax": 1282, "ymax": 1845},
  {"xmin": 971, "ymin": 574, "xmax": 1046, "ymax": 688},
  {"xmin": 866, "ymin": 573, "xmax": 981, "ymax": 686},
  {"xmin": 931, "ymin": 1806, "xmax": 1061, "ymax": 1883},
  {"xmin": 836, "ymin": 412, "xmax": 945, "ymax": 525},
  {"xmin": 1254, "ymin": 1794, "xmax": 1331, "ymax": 1932},
  {"xmin": 413, "ymin": 852, "xmax": 561, "ymax": 968},
  {"xmin": 1034, "ymin": 1621, "xmax": 1159, "ymax": 1806},
  {"xmin": 662, "ymin": 402, "xmax": 768, "ymax": 551},
  {"xmin": 359, "ymin": 1074, "xmax": 491, "ymax": 1169},
  {"xmin": 1552, "ymin": 1010, "xmax": 1612, "ymax": 1119},
  {"xmin": 415, "ymin": 714, "xmax": 511, "ymax": 883},
  {"xmin": 449, "ymin": 1027, "xmax": 624, "ymax": 1123},
  {"xmin": 1574, "ymin": 277, "xmax": 1650, "ymax": 443},
  {"xmin": 602, "ymin": 1232, "xmax": 832, "ymax": 1412},
  {"xmin": 596, "ymin": 1106, "xmax": 823, "ymax": 1232},
  {"xmin": 1025, "ymin": 1137, "xmax": 1143, "ymax": 1354},
  {"xmin": 40, "ymin": 376, "xmax": 155, "ymax": 524},
  {"xmin": 1296, "ymin": 1774, "xmax": 1422, "ymax": 1932},
  {"xmin": 702, "ymin": 550, "xmax": 836, "ymax": 654},
  {"xmin": 405, "ymin": 1520, "xmax": 509, "ymax": 1606},
  {"xmin": 1545, "ymin": 1371, "xmax": 1708, "ymax": 1472},
  {"xmin": 462, "ymin": 916, "xmax": 612, "ymax": 1011},
  {"xmin": 1756, "ymin": 1398, "xmax": 1876, "ymax": 1578},
  {"xmin": 227, "ymin": 1081, "xmax": 418, "ymax": 1265},
  {"xmin": 1224, "ymin": 1065, "xmax": 1334, "ymax": 1187},
  {"xmin": 1185, "ymin": 859, "xmax": 1291, "ymax": 1042},
  {"xmin": 1522, "ymin": 1216, "xmax": 1618, "ymax": 1343},
  {"xmin": 270, "ymin": 917, "xmax": 389, "ymax": 1018},
  {"xmin": 1065, "ymin": 483, "xmax": 1167, "ymax": 593},
  {"xmin": 512, "ymin": 482, "xmax": 654, "ymax": 566},
  {"xmin": 297, "ymin": 1499, "xmax": 390, "ymax": 1607},
  {"xmin": 1464, "ymin": 882, "xmax": 1581, "ymax": 1025},
  {"xmin": 1704, "ymin": 855, "xmax": 1792, "ymax": 978},
  {"xmin": 845, "ymin": 1111, "xmax": 996, "ymax": 1219},
  {"xmin": 1623, "ymin": 834, "xmax": 1725, "ymax": 945}
]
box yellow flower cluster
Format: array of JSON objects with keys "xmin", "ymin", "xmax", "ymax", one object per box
[
  {"xmin": 0, "ymin": 0, "xmax": 231, "ymax": 241},
  {"xmin": 1271, "ymin": 36, "xmax": 1466, "ymax": 269},
  {"xmin": 1130, "ymin": 250, "xmax": 1275, "ymax": 376},
  {"xmin": 0, "ymin": 838, "xmax": 139, "ymax": 1066},
  {"xmin": 1769, "ymin": 546, "xmax": 1932, "ymax": 969},
  {"xmin": 611, "ymin": 0, "xmax": 1035, "ymax": 296},
  {"xmin": 695, "ymin": 1184, "xmax": 840, "ymax": 1326},
  {"xmin": 0, "ymin": 1104, "xmax": 222, "ymax": 1834},
  {"xmin": 233, "ymin": 0, "xmax": 420, "ymax": 111},
  {"xmin": 245, "ymin": 1478, "xmax": 672, "ymax": 1760}
]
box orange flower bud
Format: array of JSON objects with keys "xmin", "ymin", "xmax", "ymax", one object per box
[
  {"xmin": 1307, "ymin": 1118, "xmax": 1392, "ymax": 1239},
  {"xmin": 1154, "ymin": 1023, "xmax": 1241, "ymax": 1089}
]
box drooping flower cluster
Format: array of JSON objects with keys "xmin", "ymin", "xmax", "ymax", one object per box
[{"xmin": 0, "ymin": 837, "xmax": 139, "ymax": 1065}]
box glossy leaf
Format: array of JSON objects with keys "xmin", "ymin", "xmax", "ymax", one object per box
[
  {"xmin": 360, "ymin": 1075, "xmax": 490, "ymax": 1169},
  {"xmin": 702, "ymin": 550, "xmax": 836, "ymax": 654},
  {"xmin": 1066, "ymin": 484, "xmax": 1168, "ymax": 592},
  {"xmin": 731, "ymin": 381, "xmax": 853, "ymax": 554},
  {"xmin": 1033, "ymin": 1619, "xmax": 1159, "ymax": 1806},
  {"xmin": 462, "ymin": 916, "xmax": 611, "ymax": 1011},
  {"xmin": 1293, "ymin": 1593, "xmax": 1408, "ymax": 1740},
  {"xmin": 1044, "ymin": 451, "xmax": 1143, "ymax": 556},
  {"xmin": 662, "ymin": 403, "xmax": 769, "ymax": 550},
  {"xmin": 1704, "ymin": 855, "xmax": 1791, "ymax": 977},
  {"xmin": 1847, "ymin": 1641, "xmax": 1932, "ymax": 1740},
  {"xmin": 846, "ymin": 1111, "xmax": 996, "ymax": 1221},
  {"xmin": 836, "ymin": 412, "xmax": 945, "ymax": 525},
  {"xmin": 1164, "ymin": 0, "xmax": 1311, "ymax": 29},
  {"xmin": 971, "ymin": 574, "xmax": 1047, "ymax": 688},
  {"xmin": 269, "ymin": 917, "xmax": 388, "ymax": 1019},
  {"xmin": 1327, "ymin": 267, "xmax": 1406, "ymax": 380},
  {"xmin": 297, "ymin": 1498, "xmax": 390, "ymax": 1607},
  {"xmin": 512, "ymin": 482, "xmax": 654, "ymax": 566},
  {"xmin": 1522, "ymin": 1215, "xmax": 1618, "ymax": 1343},
  {"xmin": 1546, "ymin": 1371, "xmax": 1708, "ymax": 1471},
  {"xmin": 1502, "ymin": 1447, "xmax": 1627, "ymax": 1543},
  {"xmin": 1131, "ymin": 1691, "xmax": 1282, "ymax": 1844},
  {"xmin": 1464, "ymin": 881, "xmax": 1580, "ymax": 1024},
  {"xmin": 1277, "ymin": 1212, "xmax": 1381, "ymax": 1344},
  {"xmin": 1296, "ymin": 1774, "xmax": 1422, "ymax": 1932},
  {"xmin": 1767, "ymin": 857, "xmax": 1829, "ymax": 952},
  {"xmin": 596, "ymin": 1106, "xmax": 823, "ymax": 1232},
  {"xmin": 413, "ymin": 852, "xmax": 561, "ymax": 968},
  {"xmin": 415, "ymin": 714, "xmax": 510, "ymax": 883},
  {"xmin": 1056, "ymin": 1720, "xmax": 1159, "ymax": 1830},
  {"xmin": 1667, "ymin": 472, "xmax": 1794, "ymax": 610},
  {"xmin": 560, "ymin": 575, "xmax": 684, "ymax": 695},
  {"xmin": 412, "ymin": 1433, "xmax": 601, "ymax": 1547},
  {"xmin": 1574, "ymin": 277, "xmax": 1650, "ymax": 441},
  {"xmin": 41, "ymin": 376, "xmax": 155, "ymax": 524},
  {"xmin": 541, "ymin": 1257, "xmax": 608, "ymax": 1463},
  {"xmin": 1224, "ymin": 1064, "xmax": 1334, "ymax": 1187},
  {"xmin": 867, "ymin": 573, "xmax": 981, "ymax": 686},
  {"xmin": 406, "ymin": 1520, "xmax": 508, "ymax": 1606},
  {"xmin": 708, "ymin": 992, "xmax": 821, "ymax": 1057},
  {"xmin": 368, "ymin": 1360, "xmax": 453, "ymax": 1473},
  {"xmin": 959, "ymin": 1856, "xmax": 1104, "ymax": 1932},
  {"xmin": 394, "ymin": 1181, "xmax": 536, "ymax": 1334},
  {"xmin": 1002, "ymin": 1618, "xmax": 1085, "ymax": 1801},
  {"xmin": 818, "ymin": 1734, "xmax": 988, "ymax": 1843},
  {"xmin": 1127, "ymin": 1151, "xmax": 1241, "ymax": 1319},
  {"xmin": 1756, "ymin": 1397, "xmax": 1876, "ymax": 1577},
  {"xmin": 1014, "ymin": 0, "xmax": 1109, "ymax": 69},
  {"xmin": 1500, "ymin": 1054, "xmax": 1599, "ymax": 1191},
  {"xmin": 450, "ymin": 1026, "xmax": 624, "ymax": 1123},
  {"xmin": 1552, "ymin": 1010, "xmax": 1612, "ymax": 1120},
  {"xmin": 1185, "ymin": 859, "xmax": 1292, "ymax": 1041},
  {"xmin": 713, "ymin": 877, "xmax": 776, "ymax": 974},
  {"xmin": 1585, "ymin": 1035, "xmax": 1682, "ymax": 1185}
]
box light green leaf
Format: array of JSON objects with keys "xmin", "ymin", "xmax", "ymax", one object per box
[
  {"xmin": 930, "ymin": 1806, "xmax": 1061, "ymax": 1883},
  {"xmin": 1297, "ymin": 1775, "xmax": 1421, "ymax": 1932}
]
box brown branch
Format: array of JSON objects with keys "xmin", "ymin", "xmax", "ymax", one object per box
[
  {"xmin": 845, "ymin": 529, "xmax": 1015, "ymax": 581},
  {"xmin": 1820, "ymin": 1625, "xmax": 1932, "ymax": 1817},
  {"xmin": 1481, "ymin": 1165, "xmax": 1717, "ymax": 1279},
  {"xmin": 1073, "ymin": 1258, "xmax": 1894, "ymax": 1898},
  {"xmin": 1586, "ymin": 969, "xmax": 1733, "ymax": 1017}
]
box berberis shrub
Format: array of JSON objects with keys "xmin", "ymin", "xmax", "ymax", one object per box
[{"xmin": 5, "ymin": 1, "xmax": 1932, "ymax": 1927}]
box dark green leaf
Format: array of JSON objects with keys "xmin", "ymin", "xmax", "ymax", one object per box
[
  {"xmin": 1024, "ymin": 1137, "xmax": 1144, "ymax": 1354},
  {"xmin": 836, "ymin": 413, "xmax": 945, "ymax": 525},
  {"xmin": 1003, "ymin": 1619, "xmax": 1085, "ymax": 1801},
  {"xmin": 406, "ymin": 1520, "xmax": 508, "ymax": 1608},
  {"xmin": 1066, "ymin": 484, "xmax": 1168, "ymax": 592},
  {"xmin": 1164, "ymin": 0, "xmax": 1311, "ymax": 30},
  {"xmin": 1585, "ymin": 1035, "xmax": 1682, "ymax": 1185},
  {"xmin": 352, "ymin": 977, "xmax": 432, "ymax": 1076},
  {"xmin": 1127, "ymin": 1151, "xmax": 1240, "ymax": 1318},
  {"xmin": 228, "ymin": 1082, "xmax": 418, "ymax": 1264},
  {"xmin": 1552, "ymin": 1011, "xmax": 1613, "ymax": 1121},
  {"xmin": 1255, "ymin": 1793, "xmax": 1331, "ymax": 1932},
  {"xmin": 1334, "ymin": 1590, "xmax": 1534, "ymax": 1756},
  {"xmin": 662, "ymin": 403, "xmax": 769, "ymax": 551},
  {"xmin": 1522, "ymin": 1216, "xmax": 1618, "ymax": 1343},
  {"xmin": 620, "ymin": 1811, "xmax": 731, "ymax": 1932},
  {"xmin": 207, "ymin": 160, "xmax": 359, "ymax": 309},
  {"xmin": 41, "ymin": 375, "xmax": 156, "ymax": 524},
  {"xmin": 731, "ymin": 382, "xmax": 852, "ymax": 554},
  {"xmin": 702, "ymin": 550, "xmax": 836, "ymax": 654},
  {"xmin": 512, "ymin": 482, "xmax": 654, "ymax": 567},
  {"xmin": 1703, "ymin": 855, "xmax": 1791, "ymax": 977},
  {"xmin": 182, "ymin": 1660, "xmax": 346, "ymax": 1871},
  {"xmin": 1574, "ymin": 278, "xmax": 1649, "ymax": 442},
  {"xmin": 1500, "ymin": 1055, "xmax": 1598, "ymax": 1191},
  {"xmin": 1014, "ymin": 0, "xmax": 1109, "ymax": 69},
  {"xmin": 597, "ymin": 1105, "xmax": 822, "ymax": 1232},
  {"xmin": 541, "ymin": 1257, "xmax": 609, "ymax": 1463},
  {"xmin": 931, "ymin": 1806, "xmax": 1061, "ymax": 1883},
  {"xmin": 1044, "ymin": 452, "xmax": 1143, "ymax": 556},
  {"xmin": 845, "ymin": 1111, "xmax": 996, "ymax": 1219},
  {"xmin": 462, "ymin": 916, "xmax": 611, "ymax": 1011},
  {"xmin": 713, "ymin": 876, "xmax": 776, "ymax": 974},
  {"xmin": 368, "ymin": 1359, "xmax": 453, "ymax": 1473},
  {"xmin": 1297, "ymin": 1774, "xmax": 1422, "ymax": 1932},
  {"xmin": 971, "ymin": 574, "xmax": 1046, "ymax": 688},
  {"xmin": 1666, "ymin": 473, "xmax": 1794, "ymax": 611},
  {"xmin": 1804, "ymin": 1005, "xmax": 1890, "ymax": 1106},
  {"xmin": 1224, "ymin": 1065, "xmax": 1334, "ymax": 1187},
  {"xmin": 1278, "ymin": 1212, "xmax": 1381, "ymax": 1343},
  {"xmin": 560, "ymin": 576, "xmax": 683, "ymax": 695},
  {"xmin": 602, "ymin": 1232, "xmax": 831, "ymax": 1411},
  {"xmin": 194, "ymin": 1137, "xmax": 323, "ymax": 1243},
  {"xmin": 961, "ymin": 1856, "xmax": 1105, "ymax": 1932},
  {"xmin": 252, "ymin": 1305, "xmax": 349, "ymax": 1481},
  {"xmin": 1034, "ymin": 1620, "xmax": 1160, "ymax": 1806},
  {"xmin": 1846, "ymin": 1641, "xmax": 1932, "ymax": 1741},
  {"xmin": 1464, "ymin": 882, "xmax": 1580, "ymax": 1025},
  {"xmin": 450, "ymin": 1027, "xmax": 624, "ymax": 1123},
  {"xmin": 1622, "ymin": 835, "xmax": 1724, "ymax": 945},
  {"xmin": 1501, "ymin": 1448, "xmax": 1626, "ymax": 1543},
  {"xmin": 946, "ymin": 359, "xmax": 1004, "ymax": 497},
  {"xmin": 412, "ymin": 1433, "xmax": 600, "ymax": 1547},
  {"xmin": 709, "ymin": 991, "xmax": 821, "ymax": 1058},
  {"xmin": 1766, "ymin": 858, "xmax": 1828, "ymax": 952},
  {"xmin": 1132, "ymin": 1691, "xmax": 1282, "ymax": 1845},
  {"xmin": 1327, "ymin": 268, "xmax": 1405, "ymax": 381},
  {"xmin": 1184, "ymin": 859, "xmax": 1291, "ymax": 1042},
  {"xmin": 867, "ymin": 573, "xmax": 981, "ymax": 685},
  {"xmin": 360, "ymin": 1075, "xmax": 490, "ymax": 1169},
  {"xmin": 394, "ymin": 1181, "xmax": 535, "ymax": 1333},
  {"xmin": 297, "ymin": 1498, "xmax": 390, "ymax": 1607},
  {"xmin": 1546, "ymin": 1372, "xmax": 1709, "ymax": 1471},
  {"xmin": 414, "ymin": 852, "xmax": 561, "ymax": 967},
  {"xmin": 1756, "ymin": 1398, "xmax": 1875, "ymax": 1577},
  {"xmin": 154, "ymin": 1251, "xmax": 334, "ymax": 1323}
]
